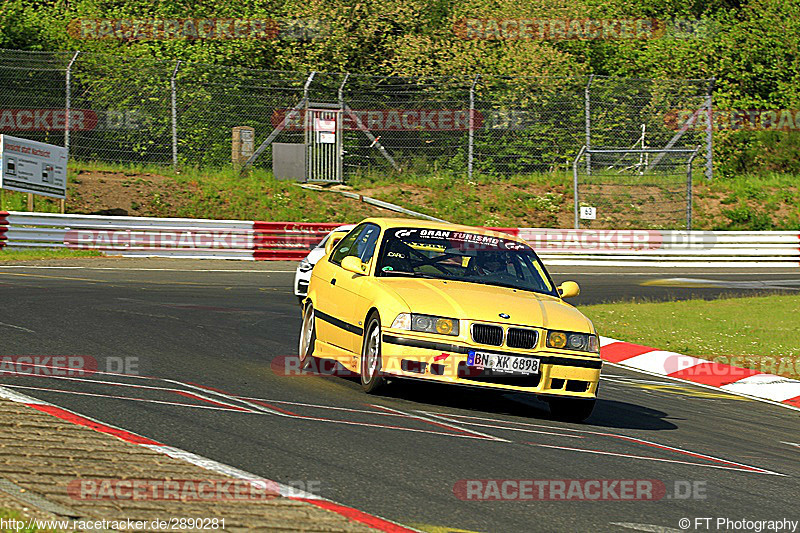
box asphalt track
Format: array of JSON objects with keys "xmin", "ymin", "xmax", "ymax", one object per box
[{"xmin": 0, "ymin": 258, "xmax": 798, "ymax": 532}]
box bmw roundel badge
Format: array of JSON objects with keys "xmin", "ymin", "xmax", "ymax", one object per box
[{"xmin": 499, "ymin": 313, "xmax": 510, "ymax": 319}]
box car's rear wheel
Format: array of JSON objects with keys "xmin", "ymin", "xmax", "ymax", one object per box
[
  {"xmin": 547, "ymin": 397, "xmax": 596, "ymax": 422},
  {"xmin": 361, "ymin": 314, "xmax": 386, "ymax": 393},
  {"xmin": 298, "ymin": 304, "xmax": 316, "ymax": 370}
]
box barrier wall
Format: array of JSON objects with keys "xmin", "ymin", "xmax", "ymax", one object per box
[{"xmin": 2, "ymin": 212, "xmax": 798, "ymax": 267}]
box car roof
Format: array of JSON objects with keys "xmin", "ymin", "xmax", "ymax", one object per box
[{"xmin": 359, "ymin": 217, "xmax": 526, "ymax": 245}]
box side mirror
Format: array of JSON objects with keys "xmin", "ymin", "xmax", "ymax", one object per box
[
  {"xmin": 325, "ymin": 234, "xmax": 344, "ymax": 256},
  {"xmin": 341, "ymin": 256, "xmax": 367, "ymax": 275},
  {"xmin": 557, "ymin": 281, "xmax": 580, "ymax": 299}
]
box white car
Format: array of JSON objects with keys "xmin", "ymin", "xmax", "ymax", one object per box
[{"xmin": 293, "ymin": 225, "xmax": 355, "ymax": 302}]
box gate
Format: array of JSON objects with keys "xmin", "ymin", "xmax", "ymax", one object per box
[
  {"xmin": 304, "ymin": 104, "xmax": 343, "ymax": 182},
  {"xmin": 572, "ymin": 146, "xmax": 701, "ymax": 230}
]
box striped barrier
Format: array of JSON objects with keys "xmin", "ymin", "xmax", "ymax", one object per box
[
  {"xmin": 0, "ymin": 211, "xmax": 8, "ymax": 249},
  {"xmin": 1, "ymin": 212, "xmax": 798, "ymax": 266},
  {"xmin": 600, "ymin": 337, "xmax": 800, "ymax": 410},
  {"xmin": 492, "ymin": 228, "xmax": 800, "ymax": 268},
  {"xmin": 1, "ymin": 212, "xmax": 338, "ymax": 261}
]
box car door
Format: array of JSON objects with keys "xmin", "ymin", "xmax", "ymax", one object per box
[
  {"xmin": 314, "ymin": 224, "xmax": 381, "ymax": 354},
  {"xmin": 326, "ymin": 223, "xmax": 381, "ymax": 355}
]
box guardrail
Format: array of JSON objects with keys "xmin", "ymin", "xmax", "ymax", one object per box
[
  {"xmin": 1, "ymin": 212, "xmax": 798, "ymax": 267},
  {"xmin": 0, "ymin": 211, "xmax": 338, "ymax": 261},
  {"xmin": 495, "ymin": 228, "xmax": 800, "ymax": 268}
]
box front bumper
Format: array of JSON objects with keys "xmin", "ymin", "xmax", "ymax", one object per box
[{"xmin": 380, "ymin": 331, "xmax": 601, "ymax": 398}]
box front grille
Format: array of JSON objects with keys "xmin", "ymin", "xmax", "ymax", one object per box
[
  {"xmin": 471, "ymin": 324, "xmax": 503, "ymax": 346},
  {"xmin": 506, "ymin": 328, "xmax": 538, "ymax": 349}
]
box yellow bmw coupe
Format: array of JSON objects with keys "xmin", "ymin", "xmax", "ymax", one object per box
[{"xmin": 299, "ymin": 218, "xmax": 601, "ymax": 422}]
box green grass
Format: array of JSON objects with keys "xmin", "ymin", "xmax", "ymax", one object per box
[
  {"xmin": 581, "ymin": 294, "xmax": 800, "ymax": 379},
  {"xmin": 0, "ymin": 249, "xmax": 102, "ymax": 261},
  {"xmin": 1, "ymin": 160, "xmax": 797, "ymax": 229}
]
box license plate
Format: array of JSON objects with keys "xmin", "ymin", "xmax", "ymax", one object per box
[{"xmin": 467, "ymin": 350, "xmax": 540, "ymax": 375}]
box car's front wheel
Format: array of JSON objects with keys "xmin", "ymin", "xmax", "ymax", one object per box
[
  {"xmin": 361, "ymin": 314, "xmax": 386, "ymax": 393},
  {"xmin": 298, "ymin": 304, "xmax": 316, "ymax": 370},
  {"xmin": 547, "ymin": 397, "xmax": 596, "ymax": 422}
]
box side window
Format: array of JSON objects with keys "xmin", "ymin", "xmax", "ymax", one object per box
[
  {"xmin": 329, "ymin": 224, "xmax": 381, "ymax": 266},
  {"xmin": 329, "ymin": 225, "xmax": 364, "ymax": 266},
  {"xmin": 357, "ymin": 225, "xmax": 381, "ymax": 263}
]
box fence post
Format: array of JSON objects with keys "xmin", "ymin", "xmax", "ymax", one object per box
[
  {"xmin": 65, "ymin": 51, "xmax": 80, "ymax": 154},
  {"xmin": 468, "ymin": 74, "xmax": 480, "ymax": 181},
  {"xmin": 704, "ymin": 77, "xmax": 715, "ymax": 180},
  {"xmin": 573, "ymin": 145, "xmax": 586, "ymax": 230},
  {"xmin": 584, "ymin": 74, "xmax": 594, "ymax": 175},
  {"xmin": 337, "ymin": 73, "xmax": 350, "ymax": 182},
  {"xmin": 171, "ymin": 60, "xmax": 181, "ymax": 170}
]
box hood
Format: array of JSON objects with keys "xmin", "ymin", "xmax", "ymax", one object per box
[{"xmin": 377, "ymin": 278, "xmax": 593, "ymax": 332}]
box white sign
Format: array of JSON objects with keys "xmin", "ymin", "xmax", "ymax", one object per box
[
  {"xmin": 317, "ymin": 132, "xmax": 336, "ymax": 144},
  {"xmin": 579, "ymin": 206, "xmax": 597, "ymax": 220},
  {"xmin": 0, "ymin": 135, "xmax": 67, "ymax": 199},
  {"xmin": 314, "ymin": 118, "xmax": 336, "ymax": 132}
]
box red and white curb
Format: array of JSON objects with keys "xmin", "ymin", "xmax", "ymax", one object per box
[
  {"xmin": 600, "ymin": 337, "xmax": 800, "ymax": 411},
  {"xmin": 0, "ymin": 386, "xmax": 419, "ymax": 533}
]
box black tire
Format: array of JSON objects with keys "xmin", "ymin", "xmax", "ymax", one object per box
[
  {"xmin": 548, "ymin": 397, "xmax": 596, "ymax": 423},
  {"xmin": 360, "ymin": 313, "xmax": 386, "ymax": 393},
  {"xmin": 298, "ymin": 304, "xmax": 317, "ymax": 370}
]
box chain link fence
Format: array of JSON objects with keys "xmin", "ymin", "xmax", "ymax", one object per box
[{"xmin": 0, "ymin": 48, "xmax": 713, "ymax": 180}]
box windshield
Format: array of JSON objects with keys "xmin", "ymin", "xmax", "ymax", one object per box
[{"xmin": 375, "ymin": 227, "xmax": 556, "ymax": 295}]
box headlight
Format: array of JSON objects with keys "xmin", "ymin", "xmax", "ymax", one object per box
[
  {"xmin": 391, "ymin": 313, "xmax": 459, "ymax": 336},
  {"xmin": 298, "ymin": 259, "xmax": 313, "ymax": 272},
  {"xmin": 546, "ymin": 331, "xmax": 599, "ymax": 354}
]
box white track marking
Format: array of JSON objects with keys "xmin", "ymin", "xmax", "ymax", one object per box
[
  {"xmin": 417, "ymin": 412, "xmax": 585, "ymax": 438},
  {"xmin": 611, "ymin": 522, "xmax": 685, "ymax": 532},
  {"xmin": 370, "ymin": 404, "xmax": 509, "ymax": 442},
  {"xmin": 0, "ymin": 384, "xmax": 252, "ymax": 412},
  {"xmin": 0, "ymin": 321, "xmax": 35, "ymax": 333},
  {"xmin": 528, "ymin": 443, "xmax": 784, "ymax": 475}
]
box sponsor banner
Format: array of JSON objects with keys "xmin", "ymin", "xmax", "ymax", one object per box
[
  {"xmin": 67, "ymin": 478, "xmax": 281, "ymax": 501},
  {"xmin": 272, "ymin": 109, "xmax": 483, "ymax": 131},
  {"xmin": 0, "ymin": 109, "xmax": 99, "ymax": 132},
  {"xmin": 0, "ymin": 135, "xmax": 68, "ymax": 199},
  {"xmin": 665, "ymin": 109, "xmax": 800, "ymax": 131},
  {"xmin": 0, "ymin": 355, "xmax": 97, "ymax": 376}
]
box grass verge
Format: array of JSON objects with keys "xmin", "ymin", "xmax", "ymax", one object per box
[
  {"xmin": 0, "ymin": 161, "xmax": 797, "ymax": 229},
  {"xmin": 581, "ymin": 293, "xmax": 800, "ymax": 380},
  {"xmin": 0, "ymin": 249, "xmax": 102, "ymax": 262}
]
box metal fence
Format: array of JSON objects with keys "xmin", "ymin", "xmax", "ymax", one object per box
[{"xmin": 0, "ymin": 48, "xmax": 713, "ymax": 179}]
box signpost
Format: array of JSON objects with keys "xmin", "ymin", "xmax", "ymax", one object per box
[{"xmin": 0, "ymin": 135, "xmax": 67, "ymax": 212}]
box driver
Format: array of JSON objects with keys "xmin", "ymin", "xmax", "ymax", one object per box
[{"xmin": 474, "ymin": 252, "xmax": 512, "ymax": 276}]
